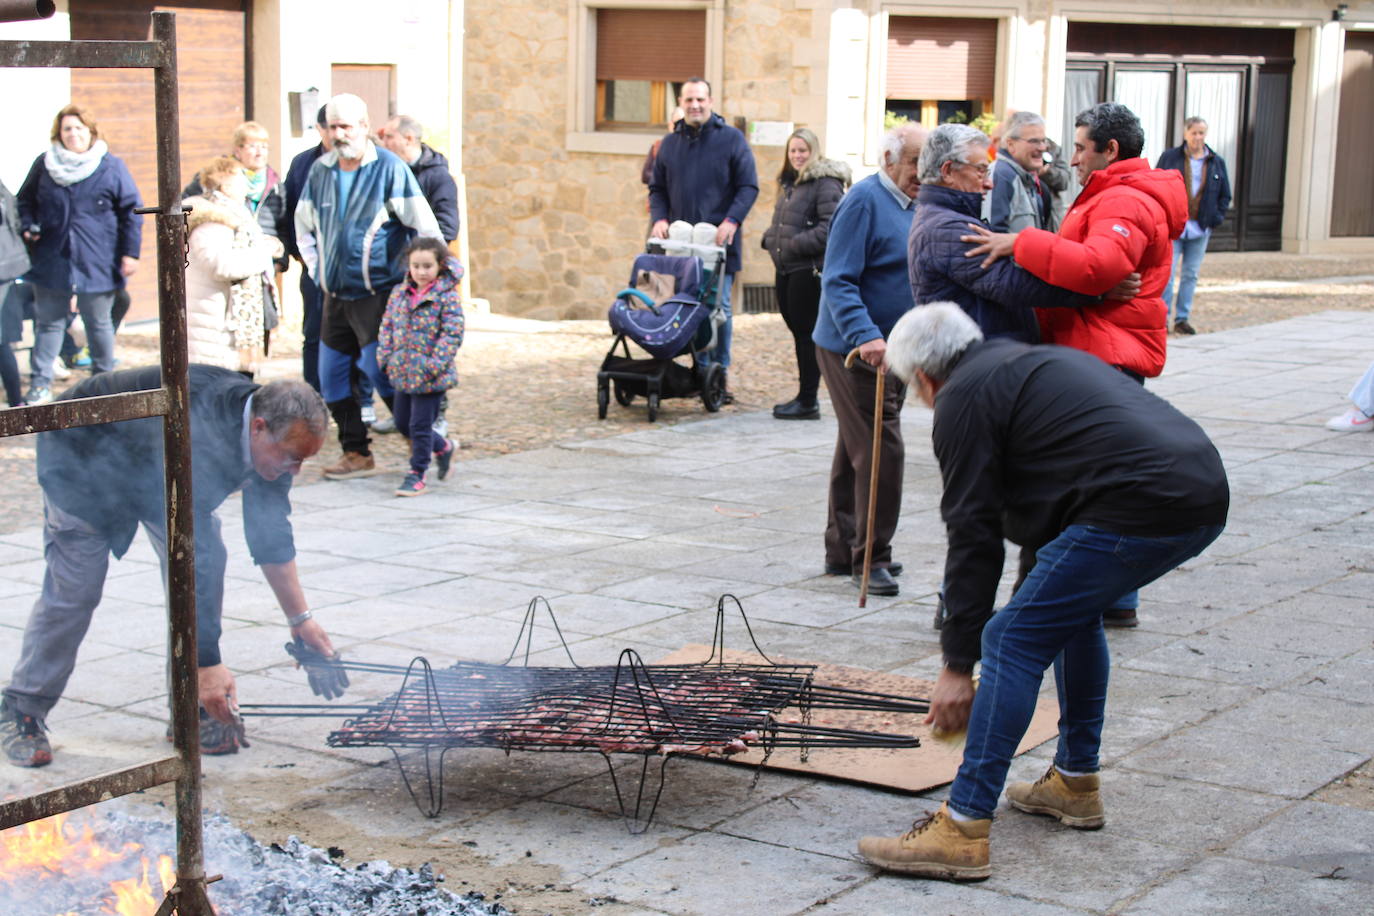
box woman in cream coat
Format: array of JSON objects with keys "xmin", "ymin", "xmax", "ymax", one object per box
[{"xmin": 183, "ymin": 156, "xmax": 282, "ymax": 375}]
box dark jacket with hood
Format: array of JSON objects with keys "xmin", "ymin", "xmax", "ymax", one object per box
[
  {"xmin": 933, "ymin": 338, "xmax": 1229, "ymax": 669},
  {"xmin": 761, "ymin": 157, "xmax": 851, "ymax": 275},
  {"xmin": 408, "ymin": 144, "xmax": 460, "ymax": 243},
  {"xmin": 648, "ymin": 112, "xmax": 760, "ymax": 274},
  {"xmin": 17, "ymin": 152, "xmax": 143, "ymax": 293},
  {"xmin": 1013, "ymin": 158, "xmax": 1187, "ymax": 378},
  {"xmin": 37, "ymin": 365, "xmax": 299, "ymax": 668},
  {"xmin": 282, "ymin": 143, "xmax": 326, "ymax": 260},
  {"xmin": 1155, "ymin": 144, "xmax": 1231, "ymax": 231},
  {"xmin": 908, "ymin": 184, "xmax": 1094, "ymax": 343},
  {"xmin": 0, "ymin": 179, "xmax": 31, "ymax": 283}
]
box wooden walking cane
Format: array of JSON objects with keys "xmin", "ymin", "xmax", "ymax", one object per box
[{"xmin": 844, "ymin": 346, "xmax": 884, "ymax": 608}]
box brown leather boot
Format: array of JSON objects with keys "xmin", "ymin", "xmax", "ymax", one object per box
[
  {"xmin": 857, "ymin": 802, "xmax": 991, "ymax": 880},
  {"xmin": 1006, "ymin": 765, "xmax": 1106, "ymax": 828},
  {"xmin": 322, "ymin": 451, "xmax": 377, "ymax": 480}
]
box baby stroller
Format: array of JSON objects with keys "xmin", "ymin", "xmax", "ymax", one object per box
[{"xmin": 596, "ymin": 238, "xmax": 727, "ymax": 422}]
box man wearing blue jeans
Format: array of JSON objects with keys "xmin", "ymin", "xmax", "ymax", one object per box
[{"xmin": 859, "ymin": 303, "xmax": 1228, "ymax": 880}]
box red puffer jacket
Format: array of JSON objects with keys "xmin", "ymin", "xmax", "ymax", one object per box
[{"xmin": 1013, "ymin": 158, "xmax": 1186, "ymax": 377}]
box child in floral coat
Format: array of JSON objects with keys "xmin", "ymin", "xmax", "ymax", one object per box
[{"xmin": 376, "ymin": 237, "xmax": 464, "ymax": 496}]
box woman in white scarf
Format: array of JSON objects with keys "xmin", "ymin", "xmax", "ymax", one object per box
[
  {"xmin": 15, "ymin": 104, "xmax": 142, "ymax": 404},
  {"xmin": 182, "ymin": 157, "xmax": 282, "ymax": 376}
]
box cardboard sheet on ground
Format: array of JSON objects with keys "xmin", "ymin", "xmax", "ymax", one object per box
[{"xmin": 656, "ymin": 645, "xmax": 1058, "ymax": 794}]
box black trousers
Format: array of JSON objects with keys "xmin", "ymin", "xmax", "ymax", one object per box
[{"xmin": 775, "ymin": 269, "xmax": 822, "ymax": 401}]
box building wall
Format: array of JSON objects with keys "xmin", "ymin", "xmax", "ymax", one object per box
[
  {"xmin": 0, "ymin": 4, "xmax": 73, "ymax": 190},
  {"xmin": 463, "ymin": 0, "xmax": 816, "ymax": 319}
]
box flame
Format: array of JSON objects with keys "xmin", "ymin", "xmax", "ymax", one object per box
[
  {"xmin": 2, "ymin": 813, "xmax": 191, "ymax": 916},
  {"xmin": 0, "ymin": 811, "xmax": 131, "ymax": 877}
]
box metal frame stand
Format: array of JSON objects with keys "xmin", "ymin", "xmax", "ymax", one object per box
[{"xmin": 0, "ymin": 12, "xmax": 214, "ymax": 913}]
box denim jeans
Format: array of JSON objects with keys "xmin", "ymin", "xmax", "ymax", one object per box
[
  {"xmin": 704, "ymin": 271, "xmax": 734, "ymax": 369},
  {"xmin": 1162, "ymin": 232, "xmax": 1210, "ymax": 323},
  {"xmin": 30, "ymin": 285, "xmax": 117, "ymax": 387},
  {"xmin": 948, "ymin": 522, "xmax": 1224, "ymax": 820}
]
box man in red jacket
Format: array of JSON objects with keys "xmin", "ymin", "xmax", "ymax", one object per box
[{"xmin": 964, "ymin": 102, "xmax": 1185, "ymax": 381}]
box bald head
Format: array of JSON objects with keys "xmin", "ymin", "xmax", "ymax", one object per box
[{"xmin": 882, "ymin": 123, "xmax": 928, "ymax": 198}]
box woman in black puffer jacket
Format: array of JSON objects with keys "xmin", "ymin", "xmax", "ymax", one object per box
[{"xmin": 761, "ymin": 128, "xmax": 850, "ymax": 420}]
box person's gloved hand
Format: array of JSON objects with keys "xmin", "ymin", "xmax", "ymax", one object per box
[{"xmin": 285, "ymin": 637, "xmax": 350, "ymax": 700}]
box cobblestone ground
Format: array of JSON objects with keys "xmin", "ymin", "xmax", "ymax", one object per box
[{"xmin": 2, "ymin": 250, "xmax": 1373, "ymax": 535}]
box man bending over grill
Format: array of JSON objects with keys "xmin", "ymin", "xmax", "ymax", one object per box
[
  {"xmin": 1, "ymin": 366, "xmax": 348, "ymax": 768},
  {"xmin": 857, "ymin": 303, "xmax": 1227, "ymax": 880}
]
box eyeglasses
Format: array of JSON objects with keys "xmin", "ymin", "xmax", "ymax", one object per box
[
  {"xmin": 1010, "ymin": 136, "xmax": 1050, "ymax": 147},
  {"xmin": 960, "ymin": 161, "xmax": 992, "ymax": 177}
]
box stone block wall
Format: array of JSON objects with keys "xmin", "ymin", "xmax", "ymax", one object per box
[{"xmin": 464, "ymin": 0, "xmax": 820, "ymax": 318}]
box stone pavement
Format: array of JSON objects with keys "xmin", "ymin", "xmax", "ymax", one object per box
[{"xmin": 2, "ymin": 311, "xmax": 1373, "ymax": 914}]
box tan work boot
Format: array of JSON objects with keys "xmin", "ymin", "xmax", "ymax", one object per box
[
  {"xmin": 322, "ymin": 451, "xmax": 378, "ymax": 480},
  {"xmin": 1006, "ymin": 765, "xmax": 1105, "ymax": 829},
  {"xmin": 857, "ymin": 802, "xmax": 991, "ymax": 880}
]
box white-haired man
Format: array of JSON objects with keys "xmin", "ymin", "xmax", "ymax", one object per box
[
  {"xmin": 984, "ymin": 110, "xmax": 1060, "ymax": 233},
  {"xmin": 295, "ymin": 93, "xmax": 442, "ymax": 479},
  {"xmin": 857, "ymin": 303, "xmax": 1227, "ymax": 880},
  {"xmin": 811, "ymin": 122, "xmax": 926, "ymax": 597}
]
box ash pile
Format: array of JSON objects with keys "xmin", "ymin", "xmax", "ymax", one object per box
[{"xmin": 0, "ymin": 808, "xmax": 508, "ymax": 916}]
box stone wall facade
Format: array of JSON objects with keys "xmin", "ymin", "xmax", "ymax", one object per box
[{"xmin": 463, "ymin": 0, "xmax": 821, "ymax": 319}]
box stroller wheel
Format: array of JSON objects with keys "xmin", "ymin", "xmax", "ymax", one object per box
[
  {"xmin": 646, "ymin": 392, "xmax": 660, "ymax": 423},
  {"xmin": 613, "ymin": 381, "xmax": 634, "ymax": 407},
  {"xmin": 701, "ymin": 364, "xmax": 726, "ymax": 412},
  {"xmin": 597, "ymin": 381, "xmax": 610, "ymax": 419}
]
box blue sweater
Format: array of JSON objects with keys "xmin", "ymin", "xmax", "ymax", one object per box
[{"xmin": 813, "ymin": 173, "xmax": 915, "ymax": 355}]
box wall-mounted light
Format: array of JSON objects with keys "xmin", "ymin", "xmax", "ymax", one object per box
[{"xmin": 1333, "ymin": 4, "xmax": 1348, "ymax": 21}]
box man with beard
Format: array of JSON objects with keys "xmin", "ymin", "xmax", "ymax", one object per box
[{"xmin": 294, "ymin": 93, "xmax": 442, "ymax": 479}]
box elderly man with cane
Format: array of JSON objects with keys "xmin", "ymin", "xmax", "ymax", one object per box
[
  {"xmin": 812, "ymin": 122, "xmax": 926, "ymax": 598},
  {"xmin": 856, "ymin": 303, "xmax": 1227, "ymax": 880}
]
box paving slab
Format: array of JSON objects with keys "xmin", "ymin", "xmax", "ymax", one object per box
[{"xmin": 1123, "ymin": 855, "xmax": 1373, "ymax": 914}]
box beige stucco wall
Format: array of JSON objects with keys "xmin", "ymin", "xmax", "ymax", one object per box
[{"xmin": 464, "ymin": 0, "xmax": 819, "ymax": 318}]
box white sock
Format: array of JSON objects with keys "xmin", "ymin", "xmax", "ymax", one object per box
[
  {"xmin": 1055, "ymin": 765, "xmax": 1087, "ymax": 778},
  {"xmin": 946, "ymin": 807, "xmax": 977, "ymax": 823}
]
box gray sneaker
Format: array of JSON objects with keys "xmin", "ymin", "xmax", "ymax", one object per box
[
  {"xmin": 1, "ymin": 700, "xmax": 52, "ymax": 768},
  {"xmin": 25, "ymin": 386, "xmax": 52, "ymax": 405},
  {"xmin": 371, "ymin": 415, "xmax": 397, "ymax": 434}
]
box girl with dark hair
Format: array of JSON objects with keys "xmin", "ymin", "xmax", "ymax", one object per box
[
  {"xmin": 760, "ymin": 127, "xmax": 850, "ymax": 419},
  {"xmin": 376, "ymin": 237, "xmax": 465, "ymax": 496}
]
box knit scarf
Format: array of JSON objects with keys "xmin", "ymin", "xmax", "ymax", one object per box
[
  {"xmin": 43, "ymin": 139, "xmax": 109, "ymax": 187},
  {"xmin": 243, "ymin": 167, "xmax": 267, "ymax": 211}
]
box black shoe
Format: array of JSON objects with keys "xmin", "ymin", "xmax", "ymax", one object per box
[
  {"xmin": 825, "ymin": 562, "xmax": 903, "ymax": 578},
  {"xmin": 772, "ymin": 398, "xmax": 820, "ymax": 420},
  {"xmin": 1103, "ymin": 608, "xmax": 1139, "ymax": 628},
  {"xmin": 1, "ymin": 700, "xmax": 52, "ymax": 768},
  {"xmin": 434, "ymin": 437, "xmax": 455, "ymax": 481},
  {"xmin": 852, "ymin": 567, "xmax": 899, "ymax": 596},
  {"xmin": 720, "ymin": 390, "xmax": 735, "ymax": 406},
  {"xmin": 1174, "ymin": 319, "xmax": 1196, "ymax": 335},
  {"xmin": 932, "ymin": 591, "xmax": 947, "ymax": 631}
]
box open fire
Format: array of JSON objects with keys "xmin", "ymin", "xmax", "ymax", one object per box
[{"xmin": 1, "ymin": 807, "xmax": 507, "ymax": 915}]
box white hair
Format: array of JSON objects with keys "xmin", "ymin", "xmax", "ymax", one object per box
[
  {"xmin": 325, "ymin": 93, "xmax": 369, "ymax": 126},
  {"xmin": 1003, "ymin": 110, "xmax": 1045, "ymax": 141},
  {"xmin": 881, "ymin": 123, "xmax": 925, "ymax": 168},
  {"xmin": 886, "ymin": 303, "xmax": 984, "ymax": 385},
  {"xmin": 918, "ymin": 124, "xmax": 990, "ymax": 186}
]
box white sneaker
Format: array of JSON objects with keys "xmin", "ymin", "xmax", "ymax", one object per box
[
  {"xmin": 432, "ymin": 416, "xmax": 448, "ymax": 439},
  {"xmin": 51, "ymin": 359, "xmax": 71, "ymax": 380},
  {"xmin": 361, "ymin": 402, "xmax": 377, "ymax": 426},
  {"xmin": 371, "ymin": 415, "xmax": 396, "ymax": 434},
  {"xmin": 1326, "ymin": 407, "xmax": 1374, "ymax": 432}
]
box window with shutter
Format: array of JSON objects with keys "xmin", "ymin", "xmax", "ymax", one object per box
[
  {"xmin": 594, "ymin": 8, "xmax": 706, "ymax": 130},
  {"xmin": 885, "ymin": 16, "xmax": 997, "ymax": 128}
]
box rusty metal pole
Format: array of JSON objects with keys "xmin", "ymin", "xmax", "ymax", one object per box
[{"xmin": 150, "ymin": 11, "xmax": 213, "ymax": 915}]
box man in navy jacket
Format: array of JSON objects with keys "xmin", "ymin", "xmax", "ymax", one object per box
[
  {"xmin": 283, "ymin": 106, "xmax": 330, "ymax": 391},
  {"xmin": 649, "ymin": 79, "xmax": 759, "ymax": 383},
  {"xmin": 0, "ymin": 367, "xmax": 347, "ymax": 768}
]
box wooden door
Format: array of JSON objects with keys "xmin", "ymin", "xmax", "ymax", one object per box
[
  {"xmin": 1333, "ymin": 33, "xmax": 1374, "ymax": 237},
  {"xmin": 330, "ymin": 64, "xmax": 395, "ymax": 128},
  {"xmin": 69, "ymin": 1, "xmax": 247, "ymax": 322}
]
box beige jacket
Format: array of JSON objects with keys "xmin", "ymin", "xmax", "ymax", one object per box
[{"xmin": 183, "ymin": 193, "xmax": 278, "ymax": 371}]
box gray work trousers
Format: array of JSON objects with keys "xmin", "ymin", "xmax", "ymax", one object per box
[{"xmin": 2, "ymin": 497, "xmax": 220, "ymax": 721}]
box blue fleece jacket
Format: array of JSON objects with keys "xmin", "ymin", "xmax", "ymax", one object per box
[
  {"xmin": 813, "ymin": 173, "xmax": 915, "ymax": 355},
  {"xmin": 648, "ymin": 113, "xmax": 759, "ymax": 274}
]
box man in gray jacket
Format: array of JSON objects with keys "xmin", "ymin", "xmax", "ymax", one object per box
[{"xmin": 984, "ymin": 111, "xmax": 1064, "ymax": 233}]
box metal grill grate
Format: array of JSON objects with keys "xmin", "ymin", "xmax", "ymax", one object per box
[{"xmin": 739, "ymin": 283, "xmax": 778, "ymax": 313}]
